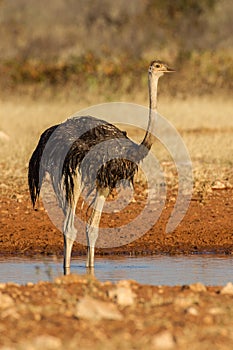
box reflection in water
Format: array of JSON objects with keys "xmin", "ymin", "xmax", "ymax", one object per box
[{"xmin": 0, "ymin": 255, "xmax": 232, "ymax": 286}]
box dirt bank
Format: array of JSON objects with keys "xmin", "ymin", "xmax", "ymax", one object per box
[{"xmin": 0, "ymin": 188, "xmax": 232, "ymax": 257}]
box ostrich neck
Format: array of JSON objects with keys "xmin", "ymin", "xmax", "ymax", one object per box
[{"xmin": 140, "ymin": 74, "xmax": 159, "ymax": 151}]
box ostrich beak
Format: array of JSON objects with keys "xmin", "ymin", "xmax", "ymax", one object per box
[{"xmin": 165, "ymin": 66, "xmax": 175, "ymax": 73}]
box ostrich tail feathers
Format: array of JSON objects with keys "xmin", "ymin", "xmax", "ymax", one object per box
[
  {"xmin": 28, "ymin": 124, "xmax": 59, "ymax": 208},
  {"xmin": 28, "ymin": 155, "xmax": 39, "ymax": 208}
]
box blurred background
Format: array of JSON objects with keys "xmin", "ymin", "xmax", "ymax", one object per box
[
  {"xmin": 0, "ymin": 0, "xmax": 232, "ymax": 97},
  {"xmin": 0, "ymin": 0, "xmax": 232, "ymax": 197}
]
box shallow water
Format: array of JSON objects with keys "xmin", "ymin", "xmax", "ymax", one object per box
[{"xmin": 0, "ymin": 255, "xmax": 232, "ymax": 286}]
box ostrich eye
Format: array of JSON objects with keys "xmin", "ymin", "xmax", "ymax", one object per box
[{"xmin": 155, "ymin": 64, "xmax": 161, "ymax": 68}]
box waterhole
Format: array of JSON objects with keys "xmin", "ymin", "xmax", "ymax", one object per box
[{"xmin": 0, "ymin": 255, "xmax": 232, "ymax": 286}]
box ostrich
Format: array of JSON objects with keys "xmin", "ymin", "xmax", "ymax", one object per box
[{"xmin": 28, "ymin": 60, "xmax": 174, "ymax": 273}]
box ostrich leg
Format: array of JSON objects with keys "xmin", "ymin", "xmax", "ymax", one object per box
[
  {"xmin": 86, "ymin": 188, "xmax": 109, "ymax": 268},
  {"xmin": 63, "ymin": 209, "xmax": 77, "ymax": 275},
  {"xmin": 63, "ymin": 174, "xmax": 81, "ymax": 275}
]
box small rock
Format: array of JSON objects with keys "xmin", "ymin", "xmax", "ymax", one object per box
[
  {"xmin": 174, "ymin": 295, "xmax": 199, "ymax": 308},
  {"xmin": 152, "ymin": 331, "xmax": 175, "ymax": 349},
  {"xmin": 211, "ymin": 181, "xmax": 226, "ymax": 190},
  {"xmin": 0, "ymin": 184, "xmax": 9, "ymax": 189},
  {"xmin": 6, "ymin": 282, "xmax": 19, "ymax": 287},
  {"xmin": 189, "ymin": 282, "xmax": 207, "ymax": 292},
  {"xmin": 1, "ymin": 307, "xmax": 20, "ymax": 319},
  {"xmin": 26, "ymin": 282, "xmax": 34, "ymax": 287},
  {"xmin": 54, "ymin": 274, "xmax": 89, "ymax": 285},
  {"xmin": 103, "ymin": 281, "xmax": 112, "ymax": 287},
  {"xmin": 16, "ymin": 194, "xmax": 24, "ymax": 200},
  {"xmin": 75, "ymin": 295, "xmax": 122, "ymax": 321},
  {"xmin": 158, "ymin": 286, "xmax": 164, "ymax": 294},
  {"xmin": 1, "ymin": 210, "xmax": 9, "ymax": 215},
  {"xmin": 33, "ymin": 312, "xmax": 42, "ymax": 321},
  {"xmin": 0, "ymin": 292, "xmax": 14, "ymax": 309},
  {"xmin": 150, "ymin": 294, "xmax": 167, "ymax": 306},
  {"xmin": 117, "ymin": 280, "xmax": 136, "ymax": 288},
  {"xmin": 23, "ymin": 335, "xmax": 62, "ymax": 350},
  {"xmin": 186, "ymin": 306, "xmax": 198, "ymax": 316},
  {"xmin": 108, "ymin": 285, "xmax": 136, "ymax": 306},
  {"xmin": 208, "ymin": 307, "xmax": 223, "ymax": 315},
  {"xmin": 221, "ymin": 282, "xmax": 233, "ymax": 295}
]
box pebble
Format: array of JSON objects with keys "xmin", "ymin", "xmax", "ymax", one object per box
[
  {"xmin": 152, "ymin": 331, "xmax": 175, "ymax": 349},
  {"xmin": 220, "ymin": 282, "xmax": 233, "ymax": 295},
  {"xmin": 1, "ymin": 307, "xmax": 19, "ymax": 320},
  {"xmin": 211, "ymin": 181, "xmax": 226, "ymax": 190},
  {"xmin": 208, "ymin": 307, "xmax": 224, "ymax": 315},
  {"xmin": 0, "ymin": 184, "xmax": 9, "ymax": 189},
  {"xmin": 108, "ymin": 285, "xmax": 136, "ymax": 306},
  {"xmin": 174, "ymin": 295, "xmax": 199, "ymax": 308},
  {"xmin": 55, "ymin": 274, "xmax": 89, "ymax": 285},
  {"xmin": 22, "ymin": 335, "xmax": 62, "ymax": 350},
  {"xmin": 186, "ymin": 306, "xmax": 199, "ymax": 316},
  {"xmin": 0, "ymin": 292, "xmax": 14, "ymax": 309},
  {"xmin": 189, "ymin": 282, "xmax": 207, "ymax": 292},
  {"xmin": 6, "ymin": 282, "xmax": 19, "ymax": 287},
  {"xmin": 117, "ymin": 280, "xmax": 136, "ymax": 287},
  {"xmin": 75, "ymin": 295, "xmax": 123, "ymax": 321},
  {"xmin": 26, "ymin": 282, "xmax": 34, "ymax": 287}
]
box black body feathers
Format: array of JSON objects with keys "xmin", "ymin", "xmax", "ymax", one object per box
[{"xmin": 28, "ymin": 116, "xmax": 149, "ymax": 208}]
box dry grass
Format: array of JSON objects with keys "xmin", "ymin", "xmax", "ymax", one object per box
[{"xmin": 0, "ymin": 93, "xmax": 232, "ymax": 198}]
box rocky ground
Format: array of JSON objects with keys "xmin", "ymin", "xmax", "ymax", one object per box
[{"xmin": 0, "ymin": 275, "xmax": 233, "ymax": 350}]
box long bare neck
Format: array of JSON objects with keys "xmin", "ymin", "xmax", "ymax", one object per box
[{"xmin": 140, "ymin": 73, "xmax": 159, "ymax": 151}]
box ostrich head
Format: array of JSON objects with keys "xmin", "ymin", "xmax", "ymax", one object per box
[{"xmin": 148, "ymin": 60, "xmax": 175, "ymax": 78}]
